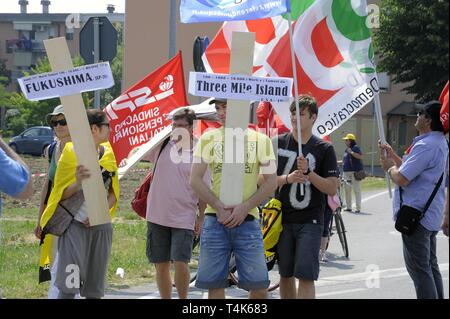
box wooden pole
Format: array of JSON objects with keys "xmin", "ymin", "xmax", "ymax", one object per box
[{"xmin": 44, "ymin": 37, "xmax": 110, "ymax": 225}]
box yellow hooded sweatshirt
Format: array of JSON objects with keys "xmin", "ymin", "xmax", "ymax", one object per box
[{"xmin": 38, "ymin": 141, "xmax": 120, "ymax": 283}]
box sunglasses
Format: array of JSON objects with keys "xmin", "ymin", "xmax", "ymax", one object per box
[{"xmin": 50, "ymin": 119, "xmax": 67, "ymax": 127}]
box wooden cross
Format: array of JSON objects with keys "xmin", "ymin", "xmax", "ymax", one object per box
[
  {"xmin": 219, "ymin": 32, "xmax": 255, "ymax": 206},
  {"xmin": 44, "ymin": 37, "xmax": 110, "ymax": 226}
]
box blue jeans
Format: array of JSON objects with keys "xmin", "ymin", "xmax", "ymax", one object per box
[
  {"xmin": 402, "ymin": 223, "xmax": 444, "ymax": 299},
  {"xmin": 195, "ymin": 216, "xmax": 269, "ymax": 290}
]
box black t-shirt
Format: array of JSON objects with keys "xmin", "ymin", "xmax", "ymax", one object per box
[{"xmin": 274, "ymin": 133, "xmax": 339, "ymax": 225}]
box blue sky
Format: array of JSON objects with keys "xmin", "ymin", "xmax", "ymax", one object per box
[{"xmin": 1, "ymin": 0, "xmax": 125, "ymax": 13}]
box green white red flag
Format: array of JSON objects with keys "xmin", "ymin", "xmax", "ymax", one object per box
[{"xmin": 203, "ymin": 0, "xmax": 379, "ymax": 136}]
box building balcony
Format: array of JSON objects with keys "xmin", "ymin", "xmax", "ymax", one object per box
[{"xmin": 13, "ymin": 51, "xmax": 32, "ymax": 67}]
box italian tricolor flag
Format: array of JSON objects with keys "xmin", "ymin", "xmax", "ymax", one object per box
[{"xmin": 203, "ymin": 0, "xmax": 380, "ymax": 137}]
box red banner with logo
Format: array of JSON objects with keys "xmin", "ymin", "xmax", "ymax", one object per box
[{"xmin": 104, "ymin": 52, "xmax": 188, "ymax": 165}]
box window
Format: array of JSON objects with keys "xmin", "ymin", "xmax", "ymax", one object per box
[
  {"xmin": 398, "ymin": 120, "xmax": 407, "ymax": 147},
  {"xmin": 23, "ymin": 128, "xmax": 40, "ymax": 137},
  {"xmin": 40, "ymin": 128, "xmax": 52, "ymax": 136}
]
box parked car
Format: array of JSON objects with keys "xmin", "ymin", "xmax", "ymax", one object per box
[{"xmin": 9, "ymin": 126, "xmax": 54, "ymax": 156}]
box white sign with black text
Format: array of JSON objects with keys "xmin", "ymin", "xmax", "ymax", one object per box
[
  {"xmin": 18, "ymin": 62, "xmax": 114, "ymax": 101},
  {"xmin": 188, "ymin": 72, "xmax": 293, "ymax": 103}
]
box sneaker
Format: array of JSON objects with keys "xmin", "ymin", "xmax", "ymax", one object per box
[
  {"xmin": 344, "ymin": 208, "xmax": 352, "ymax": 212},
  {"xmin": 354, "ymin": 210, "xmax": 360, "ymax": 214}
]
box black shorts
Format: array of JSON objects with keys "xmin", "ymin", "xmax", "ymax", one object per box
[
  {"xmin": 277, "ymin": 223, "xmax": 323, "ymax": 281},
  {"xmin": 146, "ymin": 222, "xmax": 194, "ymax": 263}
]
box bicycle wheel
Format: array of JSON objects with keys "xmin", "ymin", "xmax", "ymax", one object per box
[{"xmin": 334, "ymin": 209, "xmax": 349, "ymax": 258}]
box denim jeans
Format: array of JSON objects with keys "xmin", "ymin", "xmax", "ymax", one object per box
[
  {"xmin": 195, "ymin": 216, "xmax": 269, "ymax": 290},
  {"xmin": 402, "ymin": 223, "xmax": 444, "ymax": 299}
]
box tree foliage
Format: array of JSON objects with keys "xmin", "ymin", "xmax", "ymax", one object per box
[
  {"xmin": 2, "ymin": 22, "xmax": 124, "ymax": 136},
  {"xmin": 0, "ymin": 59, "xmax": 11, "ymax": 87},
  {"xmin": 374, "ymin": 0, "xmax": 449, "ymax": 102}
]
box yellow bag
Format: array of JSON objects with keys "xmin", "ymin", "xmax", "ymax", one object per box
[{"xmin": 260, "ymin": 198, "xmax": 282, "ymax": 270}]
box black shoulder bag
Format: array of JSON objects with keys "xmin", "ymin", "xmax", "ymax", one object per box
[{"xmin": 395, "ymin": 173, "xmax": 444, "ymax": 235}]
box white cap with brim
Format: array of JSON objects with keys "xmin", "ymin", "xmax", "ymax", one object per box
[{"xmin": 45, "ymin": 104, "xmax": 65, "ymax": 125}]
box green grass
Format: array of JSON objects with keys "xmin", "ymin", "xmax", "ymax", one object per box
[
  {"xmin": 0, "ymin": 207, "xmax": 155, "ymax": 299},
  {"xmin": 360, "ymin": 176, "xmax": 391, "ymax": 192}
]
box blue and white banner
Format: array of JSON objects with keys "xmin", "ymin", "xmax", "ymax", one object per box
[{"xmin": 180, "ymin": 0, "xmax": 290, "ymax": 23}]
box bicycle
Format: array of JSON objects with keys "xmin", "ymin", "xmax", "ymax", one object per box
[{"xmin": 324, "ymin": 176, "xmax": 350, "ymax": 258}]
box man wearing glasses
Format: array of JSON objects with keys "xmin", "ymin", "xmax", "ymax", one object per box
[
  {"xmin": 144, "ymin": 107, "xmax": 209, "ymax": 299},
  {"xmin": 379, "ymin": 101, "xmax": 448, "ymax": 299}
]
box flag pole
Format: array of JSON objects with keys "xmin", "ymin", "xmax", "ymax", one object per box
[
  {"xmin": 373, "ymin": 90, "xmax": 392, "ymax": 198},
  {"xmin": 287, "ymin": 11, "xmax": 305, "ymax": 196}
]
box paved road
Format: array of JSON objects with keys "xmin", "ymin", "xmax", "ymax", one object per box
[{"xmin": 105, "ymin": 189, "xmax": 449, "ymax": 299}]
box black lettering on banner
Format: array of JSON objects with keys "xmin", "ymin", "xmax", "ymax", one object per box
[
  {"xmin": 355, "ymin": 92, "xmax": 369, "ymax": 105},
  {"xmin": 317, "ymin": 125, "xmax": 326, "ymax": 135},
  {"xmin": 370, "ymin": 77, "xmax": 380, "ymax": 92},
  {"xmin": 351, "ymin": 100, "xmax": 360, "ymax": 109},
  {"xmin": 347, "ymin": 103, "xmax": 355, "ymax": 113}
]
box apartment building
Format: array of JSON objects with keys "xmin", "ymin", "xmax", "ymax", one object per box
[{"xmin": 0, "ymin": 1, "xmax": 124, "ymax": 92}]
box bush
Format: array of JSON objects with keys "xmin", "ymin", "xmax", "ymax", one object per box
[{"xmin": 7, "ymin": 116, "xmax": 27, "ymax": 136}]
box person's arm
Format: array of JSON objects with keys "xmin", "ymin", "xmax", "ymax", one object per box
[
  {"xmin": 35, "ymin": 178, "xmax": 49, "ymax": 239},
  {"xmin": 379, "ymin": 142, "xmax": 403, "ymax": 167},
  {"xmin": 276, "ymin": 170, "xmax": 308, "ymax": 187},
  {"xmin": 0, "ymin": 138, "xmax": 33, "ymax": 200},
  {"xmin": 190, "ymin": 160, "xmax": 231, "ymax": 224},
  {"xmin": 384, "ymin": 164, "xmax": 410, "ymax": 187},
  {"xmin": 348, "ymin": 146, "xmax": 364, "ymax": 160},
  {"xmin": 107, "ymin": 185, "xmax": 117, "ymax": 209},
  {"xmin": 0, "ymin": 137, "xmax": 29, "ymax": 169},
  {"xmin": 223, "ymin": 161, "xmax": 277, "ymax": 228},
  {"xmin": 195, "ymin": 199, "xmax": 207, "ymax": 237},
  {"xmin": 309, "ymin": 173, "xmax": 339, "ymax": 196},
  {"xmin": 60, "ymin": 165, "xmax": 89, "ymax": 200},
  {"xmin": 298, "ymin": 147, "xmax": 339, "ymax": 196}
]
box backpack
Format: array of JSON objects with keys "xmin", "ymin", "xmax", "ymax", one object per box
[
  {"xmin": 260, "ymin": 198, "xmax": 282, "ymax": 271},
  {"xmin": 131, "ymin": 138, "xmax": 170, "ymax": 218}
]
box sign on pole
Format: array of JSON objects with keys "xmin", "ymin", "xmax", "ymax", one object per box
[
  {"xmin": 19, "ymin": 37, "xmax": 113, "ymax": 226},
  {"xmin": 79, "ymin": 17, "xmax": 118, "ymax": 64},
  {"xmin": 220, "ymin": 32, "xmax": 255, "ymax": 205},
  {"xmin": 80, "ymin": 16, "xmax": 118, "ymax": 108},
  {"xmin": 18, "ymin": 62, "xmax": 114, "ymax": 101},
  {"xmin": 189, "ymin": 32, "xmax": 292, "ymax": 205},
  {"xmin": 188, "ymin": 72, "xmax": 292, "ymax": 103}
]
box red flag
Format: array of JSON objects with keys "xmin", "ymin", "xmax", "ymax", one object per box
[
  {"xmin": 439, "ymin": 81, "xmax": 449, "ymax": 134},
  {"xmin": 104, "ymin": 52, "xmax": 188, "ymax": 165},
  {"xmin": 256, "ymin": 101, "xmax": 290, "ymax": 137}
]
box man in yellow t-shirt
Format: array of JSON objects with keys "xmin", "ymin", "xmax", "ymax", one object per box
[{"xmin": 190, "ymin": 98, "xmax": 277, "ymax": 299}]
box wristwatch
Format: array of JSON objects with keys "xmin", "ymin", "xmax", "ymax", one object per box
[{"xmin": 304, "ymin": 167, "xmax": 311, "ymax": 175}]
